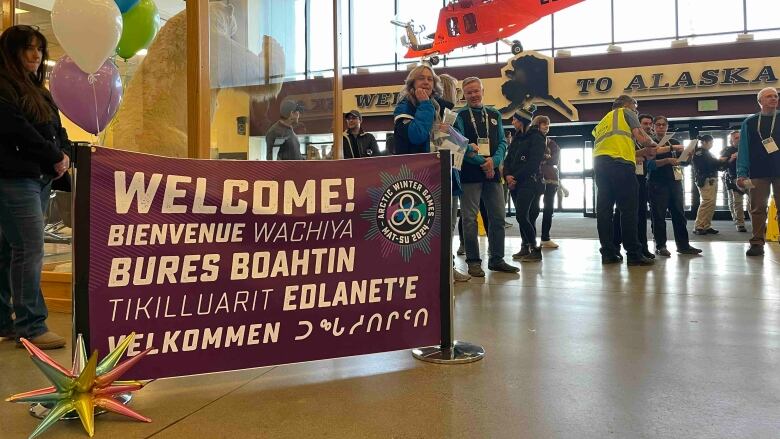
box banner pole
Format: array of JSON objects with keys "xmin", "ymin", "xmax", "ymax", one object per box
[
  {"xmin": 440, "ymin": 149, "xmax": 453, "ymax": 350},
  {"xmin": 412, "ymin": 150, "xmax": 485, "ymax": 364},
  {"xmin": 71, "ymin": 144, "xmax": 92, "ymax": 351}
]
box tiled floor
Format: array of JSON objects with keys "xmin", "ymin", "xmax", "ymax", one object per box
[{"xmin": 3, "ymin": 238, "xmax": 779, "ymax": 438}]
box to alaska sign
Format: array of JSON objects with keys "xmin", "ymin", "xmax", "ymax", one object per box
[{"xmin": 342, "ymin": 52, "xmax": 780, "ymax": 122}]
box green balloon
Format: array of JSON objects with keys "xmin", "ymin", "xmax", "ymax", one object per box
[{"xmin": 116, "ymin": 0, "xmax": 160, "ymax": 60}]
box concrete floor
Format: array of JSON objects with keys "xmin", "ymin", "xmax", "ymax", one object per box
[{"xmin": 2, "ymin": 238, "xmax": 779, "ymax": 439}]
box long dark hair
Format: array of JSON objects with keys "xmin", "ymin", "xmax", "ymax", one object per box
[{"xmin": 0, "ymin": 25, "xmax": 51, "ymax": 123}]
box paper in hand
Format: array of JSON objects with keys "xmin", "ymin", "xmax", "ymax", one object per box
[
  {"xmin": 442, "ymin": 108, "xmax": 458, "ymax": 126},
  {"xmin": 439, "ymin": 139, "xmax": 465, "ymax": 169},
  {"xmin": 657, "ymin": 132, "xmax": 675, "ymax": 146},
  {"xmin": 678, "ymin": 139, "xmax": 697, "ymax": 162},
  {"xmin": 437, "ymin": 126, "xmax": 469, "ymax": 170}
]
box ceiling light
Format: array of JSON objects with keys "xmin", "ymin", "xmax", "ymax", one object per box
[{"xmin": 15, "ymin": 8, "xmax": 28, "ymax": 14}]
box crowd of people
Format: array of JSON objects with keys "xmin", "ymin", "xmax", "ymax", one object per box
[
  {"xmin": 594, "ymin": 88, "xmax": 780, "ymax": 263},
  {"xmin": 379, "ymin": 65, "xmax": 779, "ymax": 275},
  {"xmin": 3, "ymin": 28, "xmax": 775, "ymax": 353}
]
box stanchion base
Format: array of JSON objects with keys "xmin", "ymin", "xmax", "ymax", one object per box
[
  {"xmin": 412, "ymin": 340, "xmax": 485, "ymax": 364},
  {"xmin": 29, "ymin": 393, "xmax": 132, "ymax": 420}
]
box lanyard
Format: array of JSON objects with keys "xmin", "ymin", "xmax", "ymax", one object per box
[
  {"xmin": 757, "ymin": 110, "xmax": 777, "ymax": 139},
  {"xmin": 468, "ymin": 107, "xmax": 489, "ymax": 138}
]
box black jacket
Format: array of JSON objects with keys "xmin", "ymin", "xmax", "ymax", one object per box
[
  {"xmin": 691, "ymin": 147, "xmax": 723, "ymax": 187},
  {"xmin": 504, "ymin": 126, "xmax": 545, "ymax": 184},
  {"xmin": 0, "ymin": 72, "xmax": 71, "ymax": 179},
  {"xmin": 342, "ymin": 130, "xmax": 380, "ymax": 158}
]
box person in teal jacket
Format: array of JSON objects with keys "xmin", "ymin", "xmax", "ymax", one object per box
[{"xmin": 452, "ymin": 77, "xmax": 518, "ymax": 277}]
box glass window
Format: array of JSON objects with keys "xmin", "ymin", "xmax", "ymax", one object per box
[
  {"xmin": 308, "ymin": 0, "xmax": 333, "ymax": 75},
  {"xmin": 619, "ymin": 39, "xmax": 676, "ymax": 52},
  {"xmin": 16, "ymin": 0, "xmax": 185, "ymax": 271},
  {"xmin": 553, "ymin": 0, "xmax": 611, "ymax": 48},
  {"xmin": 211, "ymin": 0, "xmax": 334, "ymax": 163},
  {"xmin": 398, "ymin": 0, "xmax": 443, "ymax": 34},
  {"xmin": 253, "ymin": 0, "xmax": 305, "ymax": 80},
  {"xmin": 677, "ymin": 0, "xmax": 743, "ymax": 36},
  {"xmin": 754, "ymin": 29, "xmax": 780, "ymax": 40},
  {"xmin": 341, "ymin": 0, "xmax": 349, "ymax": 71},
  {"xmin": 584, "ymin": 142, "xmax": 593, "ymax": 170},
  {"xmin": 353, "ymin": 0, "xmax": 395, "ymax": 68},
  {"xmin": 560, "ymin": 148, "xmax": 585, "ymax": 174},
  {"xmin": 464, "ymin": 13, "xmax": 477, "ymax": 34},
  {"xmin": 585, "ymin": 178, "xmax": 595, "ymax": 212},
  {"xmin": 566, "ymin": 44, "xmax": 611, "ymax": 56},
  {"xmin": 506, "ymin": 16, "xmax": 552, "ymax": 52},
  {"xmin": 560, "ymin": 178, "xmax": 584, "ymax": 210},
  {"xmin": 446, "ymin": 17, "xmax": 460, "ymax": 37},
  {"xmin": 614, "ymin": 0, "xmax": 675, "ymax": 42},
  {"xmin": 445, "ymin": 48, "xmax": 495, "ymax": 67},
  {"xmin": 689, "ymin": 33, "xmax": 741, "ymax": 46},
  {"xmin": 746, "ymin": 0, "xmax": 780, "ymax": 30}
]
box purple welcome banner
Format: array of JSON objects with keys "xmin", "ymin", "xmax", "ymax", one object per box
[{"xmin": 78, "ymin": 147, "xmax": 443, "ymax": 379}]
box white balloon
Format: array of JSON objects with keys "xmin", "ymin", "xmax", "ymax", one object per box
[{"xmin": 51, "ymin": 0, "xmax": 123, "ymax": 75}]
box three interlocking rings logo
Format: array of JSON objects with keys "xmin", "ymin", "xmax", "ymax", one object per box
[{"xmin": 376, "ymin": 179, "xmax": 435, "ymax": 245}]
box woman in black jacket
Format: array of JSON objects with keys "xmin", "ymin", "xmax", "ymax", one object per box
[
  {"xmin": 0, "ymin": 25, "xmax": 71, "ymax": 349},
  {"xmin": 504, "ymin": 105, "xmax": 545, "ymax": 262}
]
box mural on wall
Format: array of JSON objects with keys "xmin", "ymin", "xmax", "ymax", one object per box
[{"xmin": 104, "ymin": 1, "xmax": 286, "ymax": 157}]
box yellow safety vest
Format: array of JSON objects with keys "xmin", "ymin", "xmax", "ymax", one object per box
[{"xmin": 592, "ymin": 108, "xmax": 636, "ymax": 164}]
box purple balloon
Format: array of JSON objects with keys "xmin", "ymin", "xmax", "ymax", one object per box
[{"xmin": 49, "ymin": 55, "xmax": 122, "ymax": 135}]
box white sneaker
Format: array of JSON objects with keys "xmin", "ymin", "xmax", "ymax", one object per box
[
  {"xmin": 540, "ymin": 240, "xmax": 559, "ymax": 249},
  {"xmin": 453, "ymin": 269, "xmax": 471, "ymax": 282}
]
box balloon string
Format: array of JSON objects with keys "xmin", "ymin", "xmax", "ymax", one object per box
[{"xmin": 91, "ymin": 79, "xmax": 100, "ymax": 145}]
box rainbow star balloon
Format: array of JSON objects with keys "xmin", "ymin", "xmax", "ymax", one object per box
[{"xmin": 6, "ymin": 333, "xmax": 152, "ymax": 438}]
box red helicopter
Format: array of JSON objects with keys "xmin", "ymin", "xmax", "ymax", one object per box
[{"xmin": 392, "ymin": 0, "xmax": 584, "ymax": 65}]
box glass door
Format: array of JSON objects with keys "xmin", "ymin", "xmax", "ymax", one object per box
[{"xmin": 555, "ymin": 135, "xmax": 593, "ymax": 216}]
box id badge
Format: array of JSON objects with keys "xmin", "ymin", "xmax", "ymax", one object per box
[
  {"xmin": 477, "ymin": 138, "xmax": 491, "ymax": 157},
  {"xmin": 762, "ymin": 137, "xmax": 779, "ymax": 154},
  {"xmin": 635, "ymin": 162, "xmax": 644, "ymax": 175},
  {"xmin": 673, "ymin": 166, "xmax": 683, "ymax": 181}
]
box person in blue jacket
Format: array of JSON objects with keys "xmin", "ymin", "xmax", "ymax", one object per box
[{"xmin": 392, "ymin": 64, "xmax": 470, "ymax": 281}]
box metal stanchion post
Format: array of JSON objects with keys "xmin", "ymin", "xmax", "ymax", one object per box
[{"xmin": 412, "ymin": 150, "xmax": 485, "ymax": 364}]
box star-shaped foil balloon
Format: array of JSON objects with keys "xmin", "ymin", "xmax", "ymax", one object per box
[{"xmin": 6, "ymin": 333, "xmax": 152, "ymax": 438}]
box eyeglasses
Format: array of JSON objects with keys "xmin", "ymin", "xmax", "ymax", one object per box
[{"xmin": 345, "ymin": 115, "xmax": 359, "ymax": 120}]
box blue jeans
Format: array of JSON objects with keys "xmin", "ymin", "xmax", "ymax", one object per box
[
  {"xmin": 0, "ymin": 177, "xmax": 52, "ymax": 338},
  {"xmin": 460, "ymin": 181, "xmax": 506, "ymax": 265}
]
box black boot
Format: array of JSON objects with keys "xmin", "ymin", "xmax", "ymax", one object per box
[
  {"xmin": 627, "ymin": 253, "xmax": 654, "ymax": 266},
  {"xmin": 600, "ymin": 247, "xmax": 622, "ymax": 264},
  {"xmin": 512, "ymin": 244, "xmax": 530, "ymax": 260},
  {"xmin": 521, "ymin": 246, "xmax": 542, "ymax": 262}
]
